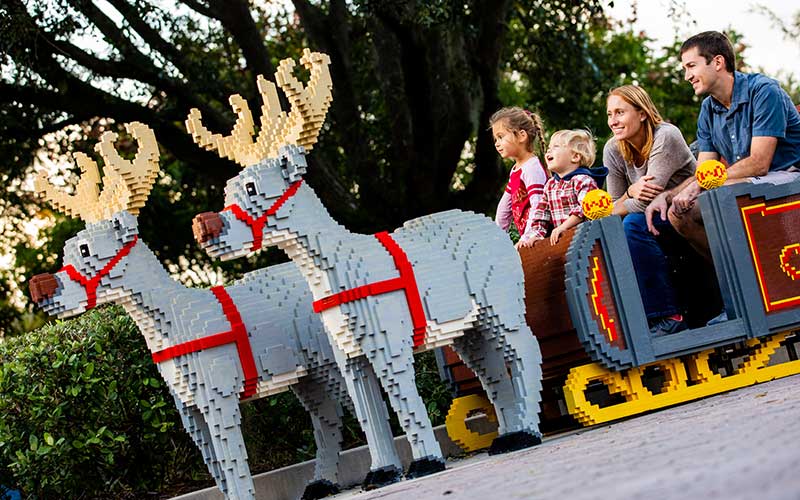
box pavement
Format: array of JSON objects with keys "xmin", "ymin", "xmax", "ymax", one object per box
[{"xmin": 331, "ymin": 374, "xmax": 800, "ymax": 500}]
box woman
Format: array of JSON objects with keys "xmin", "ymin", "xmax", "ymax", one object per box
[{"xmin": 603, "ymin": 85, "xmax": 696, "ymax": 336}]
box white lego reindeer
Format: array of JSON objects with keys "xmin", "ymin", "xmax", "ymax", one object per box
[
  {"xmin": 28, "ymin": 122, "xmax": 404, "ymax": 500},
  {"xmin": 189, "ymin": 50, "xmax": 544, "ymax": 476}
]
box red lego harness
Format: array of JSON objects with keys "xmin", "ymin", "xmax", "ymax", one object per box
[
  {"xmin": 151, "ymin": 286, "xmax": 258, "ymax": 399},
  {"xmin": 223, "ymin": 180, "xmax": 303, "ymax": 251},
  {"xmin": 221, "ymin": 179, "xmax": 429, "ymax": 349},
  {"xmin": 312, "ymin": 232, "xmax": 428, "ymax": 348},
  {"xmin": 59, "ymin": 236, "xmax": 139, "ymax": 310}
]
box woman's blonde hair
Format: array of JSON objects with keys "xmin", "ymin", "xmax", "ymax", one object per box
[
  {"xmin": 489, "ymin": 106, "xmax": 547, "ymax": 157},
  {"xmin": 549, "ymin": 129, "xmax": 596, "ymax": 167},
  {"xmin": 607, "ymin": 85, "xmax": 663, "ymax": 165}
]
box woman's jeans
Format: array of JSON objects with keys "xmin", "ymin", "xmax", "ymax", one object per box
[{"xmin": 622, "ymin": 213, "xmax": 679, "ymax": 320}]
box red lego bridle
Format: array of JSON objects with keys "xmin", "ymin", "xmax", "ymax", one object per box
[
  {"xmin": 58, "ymin": 236, "xmax": 139, "ymax": 310},
  {"xmin": 223, "ymin": 180, "xmax": 303, "ymax": 251}
]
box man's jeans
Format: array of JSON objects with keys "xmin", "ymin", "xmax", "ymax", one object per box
[{"xmin": 622, "ymin": 213, "xmax": 679, "ymax": 321}]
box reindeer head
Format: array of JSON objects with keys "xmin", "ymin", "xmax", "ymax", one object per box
[
  {"xmin": 30, "ymin": 122, "xmax": 160, "ymax": 317},
  {"xmin": 189, "ymin": 49, "xmax": 332, "ymax": 260}
]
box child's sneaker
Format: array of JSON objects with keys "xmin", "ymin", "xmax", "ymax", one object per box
[{"xmin": 649, "ymin": 314, "xmax": 688, "ymax": 337}]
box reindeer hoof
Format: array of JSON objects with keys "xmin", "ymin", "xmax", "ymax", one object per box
[
  {"xmin": 362, "ymin": 465, "xmax": 402, "ymax": 490},
  {"xmin": 405, "ymin": 456, "xmax": 446, "ymax": 479},
  {"xmin": 488, "ymin": 430, "xmax": 542, "ymax": 455},
  {"xmin": 301, "ymin": 479, "xmax": 340, "ymax": 499}
]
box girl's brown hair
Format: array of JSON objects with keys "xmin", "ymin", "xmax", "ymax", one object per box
[
  {"xmin": 489, "ymin": 107, "xmax": 547, "ymax": 158},
  {"xmin": 607, "ymin": 85, "xmax": 663, "ymax": 166}
]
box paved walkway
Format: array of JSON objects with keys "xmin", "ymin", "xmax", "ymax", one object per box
[{"xmin": 333, "ymin": 374, "xmax": 800, "ymax": 500}]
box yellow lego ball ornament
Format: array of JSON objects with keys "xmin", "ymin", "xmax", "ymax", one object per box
[
  {"xmin": 696, "ymin": 159, "xmax": 727, "ymax": 190},
  {"xmin": 582, "ymin": 189, "xmax": 613, "ymax": 220}
]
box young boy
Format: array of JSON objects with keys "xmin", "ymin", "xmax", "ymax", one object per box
[{"xmin": 521, "ymin": 129, "xmax": 607, "ymax": 246}]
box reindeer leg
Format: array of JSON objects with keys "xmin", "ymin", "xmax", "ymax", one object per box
[
  {"xmin": 359, "ymin": 296, "xmax": 445, "ymax": 479},
  {"xmin": 194, "ymin": 355, "xmax": 256, "ymax": 500},
  {"xmin": 451, "ymin": 328, "xmax": 513, "ymax": 436},
  {"xmin": 332, "ymin": 351, "xmax": 404, "ymax": 489},
  {"xmin": 291, "ymin": 378, "xmax": 342, "ymax": 499},
  {"xmin": 173, "ymin": 397, "xmax": 226, "ymax": 489},
  {"xmin": 469, "ymin": 315, "xmax": 543, "ymax": 455}
]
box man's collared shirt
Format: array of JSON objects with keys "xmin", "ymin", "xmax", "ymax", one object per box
[{"xmin": 696, "ymin": 71, "xmax": 800, "ymax": 171}]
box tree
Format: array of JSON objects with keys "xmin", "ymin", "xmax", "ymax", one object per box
[{"xmin": 0, "ymin": 0, "xmax": 610, "ymax": 333}]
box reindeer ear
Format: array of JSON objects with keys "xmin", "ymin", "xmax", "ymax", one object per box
[
  {"xmin": 111, "ymin": 211, "xmax": 139, "ymax": 244},
  {"xmin": 278, "ymin": 144, "xmax": 307, "ymax": 182}
]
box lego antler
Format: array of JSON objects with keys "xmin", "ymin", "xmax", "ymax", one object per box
[
  {"xmin": 35, "ymin": 122, "xmax": 160, "ymax": 222},
  {"xmin": 185, "ymin": 48, "xmax": 333, "ymax": 167},
  {"xmin": 95, "ymin": 122, "xmax": 160, "ymax": 215}
]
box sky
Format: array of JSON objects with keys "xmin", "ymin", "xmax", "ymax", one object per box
[{"xmin": 606, "ymin": 0, "xmax": 800, "ymax": 80}]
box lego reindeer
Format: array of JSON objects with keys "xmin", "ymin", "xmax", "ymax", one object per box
[
  {"xmin": 190, "ymin": 50, "xmax": 545, "ymax": 476},
  {"xmin": 28, "ymin": 122, "xmax": 404, "ymax": 500}
]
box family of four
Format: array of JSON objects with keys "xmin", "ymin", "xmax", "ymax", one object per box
[{"xmin": 491, "ymin": 31, "xmax": 800, "ymax": 336}]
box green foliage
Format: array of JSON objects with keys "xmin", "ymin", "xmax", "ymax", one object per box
[
  {"xmin": 413, "ymin": 350, "xmax": 454, "ymax": 426},
  {"xmin": 0, "ymin": 305, "xmax": 202, "ymax": 499}
]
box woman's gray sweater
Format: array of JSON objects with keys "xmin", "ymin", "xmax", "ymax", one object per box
[{"xmin": 604, "ymin": 122, "xmax": 696, "ymax": 213}]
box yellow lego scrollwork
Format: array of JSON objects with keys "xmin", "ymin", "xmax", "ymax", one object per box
[
  {"xmin": 564, "ymin": 332, "xmax": 800, "ymax": 426},
  {"xmin": 445, "ymin": 394, "xmax": 499, "ymax": 452}
]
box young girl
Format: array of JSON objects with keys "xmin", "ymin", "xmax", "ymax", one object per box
[{"xmin": 490, "ymin": 107, "xmax": 548, "ymax": 248}]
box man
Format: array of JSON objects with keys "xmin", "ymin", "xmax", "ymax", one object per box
[{"xmin": 646, "ymin": 31, "xmax": 800, "ymax": 260}]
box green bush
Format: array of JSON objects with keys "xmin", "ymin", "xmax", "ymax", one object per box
[{"xmin": 0, "ymin": 305, "xmax": 203, "ymax": 499}]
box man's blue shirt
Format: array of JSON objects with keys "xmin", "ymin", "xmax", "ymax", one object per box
[{"xmin": 696, "ymin": 71, "xmax": 800, "ymax": 171}]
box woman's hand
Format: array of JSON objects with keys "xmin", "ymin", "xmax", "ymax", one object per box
[{"xmin": 627, "ymin": 175, "xmax": 663, "ymax": 202}]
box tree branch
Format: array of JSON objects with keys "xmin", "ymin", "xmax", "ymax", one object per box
[
  {"xmin": 179, "ymin": 0, "xmax": 215, "ymax": 19},
  {"xmin": 19, "ymin": 0, "xmax": 230, "ymax": 134},
  {"xmin": 67, "ymin": 0, "xmax": 162, "ymax": 80},
  {"xmin": 204, "ymin": 0, "xmax": 276, "ymax": 79},
  {"xmin": 105, "ymin": 0, "xmax": 196, "ymax": 80}
]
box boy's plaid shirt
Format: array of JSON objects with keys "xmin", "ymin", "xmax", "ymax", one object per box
[{"xmin": 526, "ymin": 174, "xmax": 598, "ymax": 240}]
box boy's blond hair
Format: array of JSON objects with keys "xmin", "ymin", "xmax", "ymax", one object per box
[{"xmin": 549, "ymin": 129, "xmax": 596, "ymax": 167}]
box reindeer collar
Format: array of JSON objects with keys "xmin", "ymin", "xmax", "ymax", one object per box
[
  {"xmin": 59, "ymin": 236, "xmax": 139, "ymax": 310},
  {"xmin": 223, "ymin": 180, "xmax": 303, "ymax": 251}
]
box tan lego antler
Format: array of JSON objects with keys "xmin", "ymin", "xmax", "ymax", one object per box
[
  {"xmin": 35, "ymin": 122, "xmax": 160, "ymax": 222},
  {"xmin": 185, "ymin": 48, "xmax": 333, "ymax": 167},
  {"xmin": 95, "ymin": 122, "xmax": 160, "ymax": 215}
]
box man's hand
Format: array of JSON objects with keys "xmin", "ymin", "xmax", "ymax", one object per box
[
  {"xmin": 628, "ymin": 175, "xmax": 663, "ymax": 202},
  {"xmin": 671, "ymin": 180, "xmax": 702, "ymax": 214},
  {"xmin": 645, "ymin": 192, "xmax": 670, "ymax": 236}
]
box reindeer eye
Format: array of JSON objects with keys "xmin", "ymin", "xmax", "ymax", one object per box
[
  {"xmin": 245, "ymin": 182, "xmax": 257, "ymax": 196},
  {"xmin": 79, "ymin": 244, "xmax": 90, "ymax": 257}
]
